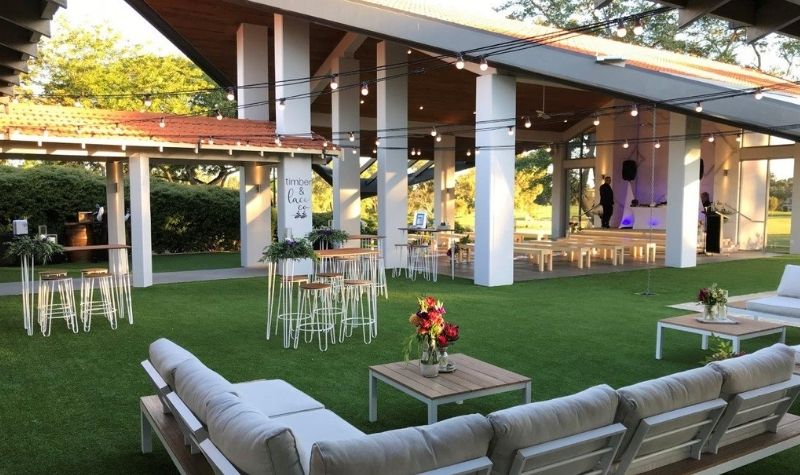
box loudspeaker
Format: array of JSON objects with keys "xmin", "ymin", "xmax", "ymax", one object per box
[
  {"xmin": 622, "ymin": 160, "xmax": 637, "ymax": 181},
  {"xmin": 699, "ymin": 159, "xmax": 705, "ymax": 180}
]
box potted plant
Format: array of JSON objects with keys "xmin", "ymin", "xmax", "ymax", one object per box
[
  {"xmin": 260, "ymin": 237, "xmax": 317, "ymax": 263},
  {"xmin": 307, "ymin": 228, "xmax": 349, "ymax": 250}
]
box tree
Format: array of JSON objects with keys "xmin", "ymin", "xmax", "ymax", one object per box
[
  {"xmin": 16, "ymin": 18, "xmax": 237, "ymax": 186},
  {"xmin": 497, "ymin": 0, "xmax": 748, "ymax": 64}
]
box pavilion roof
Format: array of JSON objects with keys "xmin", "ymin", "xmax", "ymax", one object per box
[{"xmin": 0, "ymin": 101, "xmax": 332, "ymax": 159}]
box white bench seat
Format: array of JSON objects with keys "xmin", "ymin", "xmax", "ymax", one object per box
[{"xmin": 747, "ymin": 296, "xmax": 800, "ymax": 319}]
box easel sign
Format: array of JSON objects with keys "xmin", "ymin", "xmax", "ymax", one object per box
[{"xmin": 413, "ymin": 210, "xmax": 428, "ymax": 229}]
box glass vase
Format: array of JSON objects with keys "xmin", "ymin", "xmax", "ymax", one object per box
[
  {"xmin": 419, "ymin": 343, "xmax": 439, "ymax": 378},
  {"xmin": 703, "ymin": 304, "xmax": 715, "ymax": 321},
  {"xmin": 438, "ymin": 347, "xmax": 449, "ymax": 372}
]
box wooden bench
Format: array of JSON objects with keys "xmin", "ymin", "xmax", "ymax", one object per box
[{"xmin": 140, "ymin": 395, "xmax": 213, "ymax": 475}]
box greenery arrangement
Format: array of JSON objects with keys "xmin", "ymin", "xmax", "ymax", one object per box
[
  {"xmin": 259, "ymin": 238, "xmax": 317, "ymax": 263},
  {"xmin": 701, "ymin": 336, "xmax": 746, "ymax": 365},
  {"xmin": 4, "ymin": 235, "xmax": 64, "ymax": 265},
  {"xmin": 307, "ymin": 227, "xmax": 349, "ymax": 248}
]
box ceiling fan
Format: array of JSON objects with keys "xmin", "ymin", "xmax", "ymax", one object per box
[{"xmin": 535, "ymin": 85, "xmax": 574, "ymax": 120}]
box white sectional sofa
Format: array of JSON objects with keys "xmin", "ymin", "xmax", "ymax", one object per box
[
  {"xmin": 141, "ymin": 339, "xmax": 800, "ymax": 475},
  {"xmin": 747, "ymin": 265, "xmax": 800, "ymax": 318}
]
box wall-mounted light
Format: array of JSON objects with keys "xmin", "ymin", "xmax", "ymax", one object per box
[{"xmin": 723, "ymin": 169, "xmax": 729, "ymax": 177}]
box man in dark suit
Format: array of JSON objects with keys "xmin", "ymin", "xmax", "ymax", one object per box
[{"xmin": 599, "ymin": 176, "xmax": 614, "ymax": 229}]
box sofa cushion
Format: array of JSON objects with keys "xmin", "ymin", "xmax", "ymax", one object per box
[
  {"xmin": 793, "ymin": 345, "xmax": 800, "ymax": 364},
  {"xmin": 174, "ymin": 358, "xmax": 237, "ymax": 424},
  {"xmin": 308, "ymin": 414, "xmax": 491, "ymax": 475},
  {"xmin": 278, "ymin": 409, "xmax": 366, "ymax": 474},
  {"xmin": 777, "ymin": 265, "xmax": 800, "ymax": 298},
  {"xmin": 746, "ymin": 296, "xmax": 800, "ymax": 318},
  {"xmin": 487, "ymin": 384, "xmax": 618, "ymax": 475},
  {"xmin": 234, "ymin": 379, "xmax": 325, "ymax": 417},
  {"xmin": 206, "ymin": 392, "xmax": 303, "ymax": 475},
  {"xmin": 148, "ymin": 338, "xmax": 196, "ymax": 388},
  {"xmin": 709, "ymin": 343, "xmax": 796, "ymax": 398}
]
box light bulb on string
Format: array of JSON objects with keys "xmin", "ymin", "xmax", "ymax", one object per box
[
  {"xmin": 375, "ymin": 138, "xmax": 381, "ymax": 146},
  {"xmin": 372, "ymin": 148, "xmax": 377, "ymax": 154},
  {"xmin": 630, "ymin": 105, "xmax": 639, "ymax": 117},
  {"xmin": 455, "ymin": 54, "xmax": 465, "ymax": 70},
  {"xmin": 430, "ymin": 127, "xmax": 437, "ymax": 137},
  {"xmin": 633, "ymin": 19, "xmax": 644, "ymax": 36},
  {"xmin": 593, "ymin": 115, "xmax": 600, "ymax": 126},
  {"xmin": 351, "ymin": 148, "xmax": 357, "ymax": 155},
  {"xmin": 694, "ymin": 102, "xmax": 703, "ymax": 113},
  {"xmin": 143, "ymin": 94, "xmax": 153, "ymax": 108},
  {"xmin": 323, "ymin": 139, "xmax": 328, "ymax": 148},
  {"xmin": 736, "ymin": 133, "xmax": 742, "ymax": 143},
  {"xmin": 361, "ymin": 82, "xmax": 369, "ymax": 96},
  {"xmin": 349, "ymin": 131, "xmax": 355, "ymax": 142},
  {"xmin": 708, "ymin": 134, "xmax": 715, "ymax": 143},
  {"xmin": 330, "ymin": 74, "xmax": 339, "ymax": 90},
  {"xmin": 216, "ymin": 110, "xmax": 223, "ymax": 120},
  {"xmin": 74, "ymin": 97, "xmax": 82, "ymax": 107},
  {"xmin": 479, "ymin": 57, "xmax": 489, "ymax": 71},
  {"xmin": 545, "ymin": 144, "xmax": 552, "ymax": 153},
  {"xmin": 278, "ymin": 98, "xmax": 286, "ymax": 110},
  {"xmin": 475, "ymin": 147, "xmax": 481, "ymax": 155},
  {"xmin": 615, "ymin": 21, "xmax": 627, "ymax": 38},
  {"xmin": 754, "ymin": 89, "xmax": 764, "ymax": 100},
  {"xmin": 435, "ymin": 135, "xmax": 442, "ymax": 143},
  {"xmin": 466, "ymin": 149, "xmax": 471, "ymax": 157},
  {"xmin": 507, "ymin": 126, "xmax": 515, "ymax": 136},
  {"xmin": 226, "ymin": 88, "xmax": 235, "ymax": 101},
  {"xmin": 623, "ymin": 140, "xmax": 629, "ymax": 149},
  {"xmin": 159, "ymin": 117, "xmax": 166, "ymax": 128},
  {"xmin": 654, "ymin": 140, "xmax": 661, "ymax": 149},
  {"xmin": 523, "ymin": 116, "xmax": 532, "ymax": 129}
]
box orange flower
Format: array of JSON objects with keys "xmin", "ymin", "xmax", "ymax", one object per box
[{"xmin": 409, "ymin": 314, "xmax": 420, "ymax": 326}]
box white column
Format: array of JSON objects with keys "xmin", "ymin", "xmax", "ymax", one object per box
[
  {"xmin": 474, "ymin": 74, "xmax": 516, "ymax": 287},
  {"xmin": 551, "ymin": 145, "xmax": 567, "ymax": 238},
  {"xmin": 105, "ymin": 160, "xmax": 127, "ymax": 272},
  {"xmin": 665, "ymin": 113, "xmax": 700, "ymax": 268},
  {"xmin": 434, "ymin": 135, "xmax": 456, "ymax": 227},
  {"xmin": 236, "ymin": 23, "xmax": 269, "ymax": 121},
  {"xmin": 240, "ymin": 164, "xmax": 272, "ymax": 267},
  {"xmin": 332, "ymin": 56, "xmax": 361, "ymax": 238},
  {"xmin": 129, "ymin": 154, "xmax": 153, "ymax": 287},
  {"xmin": 792, "ymin": 144, "xmax": 800, "ymax": 254},
  {"xmin": 237, "ymin": 23, "xmax": 272, "ymax": 267},
  {"xmin": 274, "ymin": 14, "xmax": 313, "ymax": 273},
  {"xmin": 377, "ymin": 41, "xmax": 408, "ymax": 269}
]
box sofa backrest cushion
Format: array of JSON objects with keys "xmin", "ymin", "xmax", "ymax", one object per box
[
  {"xmin": 709, "ymin": 343, "xmax": 796, "ymax": 398},
  {"xmin": 777, "ymin": 265, "xmax": 800, "ymax": 298},
  {"xmin": 149, "ymin": 338, "xmax": 196, "ymax": 388},
  {"xmin": 486, "ymin": 384, "xmax": 618, "ymax": 475},
  {"xmin": 308, "ymin": 413, "xmax": 492, "ymax": 475},
  {"xmin": 206, "ymin": 392, "xmax": 304, "ymax": 475},
  {"xmin": 174, "ymin": 358, "xmax": 237, "ymax": 424}
]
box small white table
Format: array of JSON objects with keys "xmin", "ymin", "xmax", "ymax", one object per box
[
  {"xmin": 369, "ymin": 354, "xmax": 531, "ymax": 424},
  {"xmin": 656, "ymin": 314, "xmax": 786, "ymax": 360}
]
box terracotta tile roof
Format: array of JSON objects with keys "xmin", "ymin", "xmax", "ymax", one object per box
[
  {"xmin": 361, "ymin": 0, "xmax": 800, "ymax": 98},
  {"xmin": 0, "ymin": 102, "xmax": 330, "ymax": 153}
]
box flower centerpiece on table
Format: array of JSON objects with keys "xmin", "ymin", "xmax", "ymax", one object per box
[
  {"xmin": 698, "ymin": 283, "xmax": 728, "ymax": 321},
  {"xmin": 259, "ymin": 237, "xmax": 318, "ymax": 263},
  {"xmin": 404, "ymin": 296, "xmax": 459, "ymax": 377},
  {"xmin": 307, "ymin": 227, "xmax": 349, "ymax": 249}
]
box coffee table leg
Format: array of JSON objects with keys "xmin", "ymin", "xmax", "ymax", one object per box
[
  {"xmin": 732, "ymin": 337, "xmax": 740, "ymax": 355},
  {"xmin": 427, "ymin": 402, "xmax": 437, "ymax": 424},
  {"xmin": 655, "ymin": 323, "xmax": 663, "ymax": 360},
  {"xmin": 368, "ymin": 372, "xmax": 378, "ymax": 422},
  {"xmin": 780, "ymin": 328, "xmax": 786, "ymax": 344},
  {"xmin": 701, "ymin": 333, "xmax": 709, "ymax": 350},
  {"xmin": 522, "ymin": 382, "xmax": 531, "ymax": 404}
]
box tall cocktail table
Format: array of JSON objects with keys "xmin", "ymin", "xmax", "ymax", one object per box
[
  {"xmin": 656, "ymin": 314, "xmax": 786, "ymax": 360},
  {"xmin": 369, "ymin": 354, "xmax": 531, "ymax": 424}
]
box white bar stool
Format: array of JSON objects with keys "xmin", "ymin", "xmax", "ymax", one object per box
[
  {"xmin": 79, "ymin": 268, "xmax": 118, "ymax": 331},
  {"xmin": 340, "ymin": 279, "xmax": 377, "ymax": 344},
  {"xmin": 37, "ymin": 270, "xmax": 78, "ymax": 336},
  {"xmin": 294, "ymin": 282, "xmax": 337, "ymax": 351}
]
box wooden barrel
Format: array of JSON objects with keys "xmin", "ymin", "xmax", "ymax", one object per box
[{"xmin": 63, "ymin": 223, "xmax": 92, "ymax": 263}]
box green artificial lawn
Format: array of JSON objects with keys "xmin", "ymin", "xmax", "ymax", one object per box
[
  {"xmin": 0, "ymin": 252, "xmax": 241, "ymax": 283},
  {"xmin": 2, "ymin": 255, "xmax": 800, "ymax": 474}
]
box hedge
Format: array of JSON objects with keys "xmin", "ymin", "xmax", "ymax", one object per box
[{"xmin": 0, "ymin": 164, "xmax": 240, "ymax": 254}]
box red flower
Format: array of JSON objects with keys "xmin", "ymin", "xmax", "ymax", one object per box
[
  {"xmin": 443, "ymin": 323, "xmax": 459, "ymax": 342},
  {"xmin": 437, "ymin": 334, "xmax": 449, "ymax": 347}
]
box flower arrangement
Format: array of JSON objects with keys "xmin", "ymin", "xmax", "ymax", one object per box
[
  {"xmin": 259, "ymin": 237, "xmax": 318, "ymax": 263},
  {"xmin": 698, "ymin": 283, "xmax": 728, "ymax": 307},
  {"xmin": 4, "ymin": 235, "xmax": 64, "ymax": 265},
  {"xmin": 307, "ymin": 227, "xmax": 349, "ymax": 248},
  {"xmin": 404, "ymin": 296, "xmax": 459, "ymax": 367}
]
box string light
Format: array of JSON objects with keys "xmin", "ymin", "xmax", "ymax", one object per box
[
  {"xmin": 323, "ymin": 139, "xmax": 328, "ymax": 147},
  {"xmin": 278, "ymin": 98, "xmax": 286, "ymax": 110},
  {"xmin": 349, "ymin": 131, "xmax": 355, "ymax": 142},
  {"xmin": 435, "ymin": 135, "xmax": 442, "ymax": 143},
  {"xmin": 143, "ymin": 95, "xmax": 153, "ymax": 108},
  {"xmin": 630, "ymin": 105, "xmax": 639, "ymax": 117},
  {"xmin": 654, "ymin": 140, "xmax": 661, "ymax": 149},
  {"xmin": 545, "ymin": 144, "xmax": 552, "ymax": 153},
  {"xmin": 708, "ymin": 134, "xmax": 715, "ymax": 143},
  {"xmin": 360, "ymin": 82, "xmax": 369, "ymax": 96},
  {"xmin": 430, "ymin": 126, "xmax": 438, "ymax": 137},
  {"xmin": 466, "ymin": 149, "xmax": 471, "ymax": 157},
  {"xmin": 42, "ymin": 127, "xmax": 49, "ymax": 137},
  {"xmin": 523, "ymin": 116, "xmax": 532, "ymax": 128},
  {"xmin": 475, "ymin": 147, "xmax": 481, "ymax": 155},
  {"xmin": 375, "ymin": 138, "xmax": 381, "ymax": 146},
  {"xmin": 159, "ymin": 117, "xmax": 166, "ymax": 128},
  {"xmin": 754, "ymin": 89, "xmax": 764, "ymax": 100},
  {"xmin": 226, "ymin": 88, "xmax": 235, "ymax": 101},
  {"xmin": 74, "ymin": 97, "xmax": 82, "ymax": 107},
  {"xmin": 351, "ymin": 148, "xmax": 357, "ymax": 154},
  {"xmin": 615, "ymin": 21, "xmax": 627, "ymax": 38},
  {"xmin": 330, "ymin": 74, "xmax": 339, "ymax": 90},
  {"xmin": 208, "ymin": 137, "xmax": 214, "ymax": 145},
  {"xmin": 372, "ymin": 148, "xmax": 377, "ymax": 154},
  {"xmin": 736, "ymin": 133, "xmax": 742, "ymax": 143},
  {"xmin": 694, "ymin": 102, "xmax": 703, "ymax": 113},
  {"xmin": 216, "ymin": 110, "xmax": 223, "ymax": 120},
  {"xmin": 455, "ymin": 54, "xmax": 465, "ymax": 70},
  {"xmin": 360, "ymin": 99, "xmax": 365, "ymax": 104},
  {"xmin": 623, "ymin": 139, "xmax": 629, "ymax": 149},
  {"xmin": 507, "ymin": 125, "xmax": 515, "ymax": 136},
  {"xmin": 593, "ymin": 115, "xmax": 600, "ymax": 126},
  {"xmin": 479, "ymin": 57, "xmax": 489, "ymax": 71},
  {"xmin": 633, "ymin": 19, "xmax": 644, "ymax": 36}
]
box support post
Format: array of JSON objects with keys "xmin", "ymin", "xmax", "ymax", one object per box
[
  {"xmin": 240, "ymin": 164, "xmax": 272, "ymax": 267},
  {"xmin": 129, "ymin": 154, "xmax": 153, "ymax": 287},
  {"xmin": 274, "ymin": 14, "xmax": 313, "ymax": 273},
  {"xmin": 236, "ymin": 23, "xmax": 270, "ymax": 121},
  {"xmin": 332, "ymin": 56, "xmax": 361, "ymax": 238},
  {"xmin": 105, "ymin": 160, "xmax": 127, "ymax": 272},
  {"xmin": 665, "ymin": 113, "xmax": 701, "ymax": 267},
  {"xmin": 791, "ymin": 144, "xmax": 800, "ymax": 254},
  {"xmin": 376, "ymin": 41, "xmax": 408, "ymax": 269},
  {"xmin": 474, "ymin": 74, "xmax": 516, "ymax": 287},
  {"xmin": 434, "ymin": 135, "xmax": 456, "ymax": 228},
  {"xmin": 551, "ymin": 145, "xmax": 567, "ymax": 238}
]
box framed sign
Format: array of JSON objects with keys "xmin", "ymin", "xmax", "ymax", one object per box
[{"xmin": 413, "ymin": 210, "xmax": 427, "ymax": 229}]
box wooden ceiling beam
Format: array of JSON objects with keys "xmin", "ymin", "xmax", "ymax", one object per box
[
  {"xmin": 746, "ymin": 0, "xmax": 800, "ymax": 43},
  {"xmin": 678, "ymin": 0, "xmax": 733, "ymax": 29},
  {"xmin": 309, "ymin": 32, "xmax": 368, "ymax": 102}
]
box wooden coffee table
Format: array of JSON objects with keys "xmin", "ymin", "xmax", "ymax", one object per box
[
  {"xmin": 368, "ymin": 354, "xmax": 531, "ymax": 424},
  {"xmin": 656, "ymin": 314, "xmax": 786, "ymax": 360}
]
